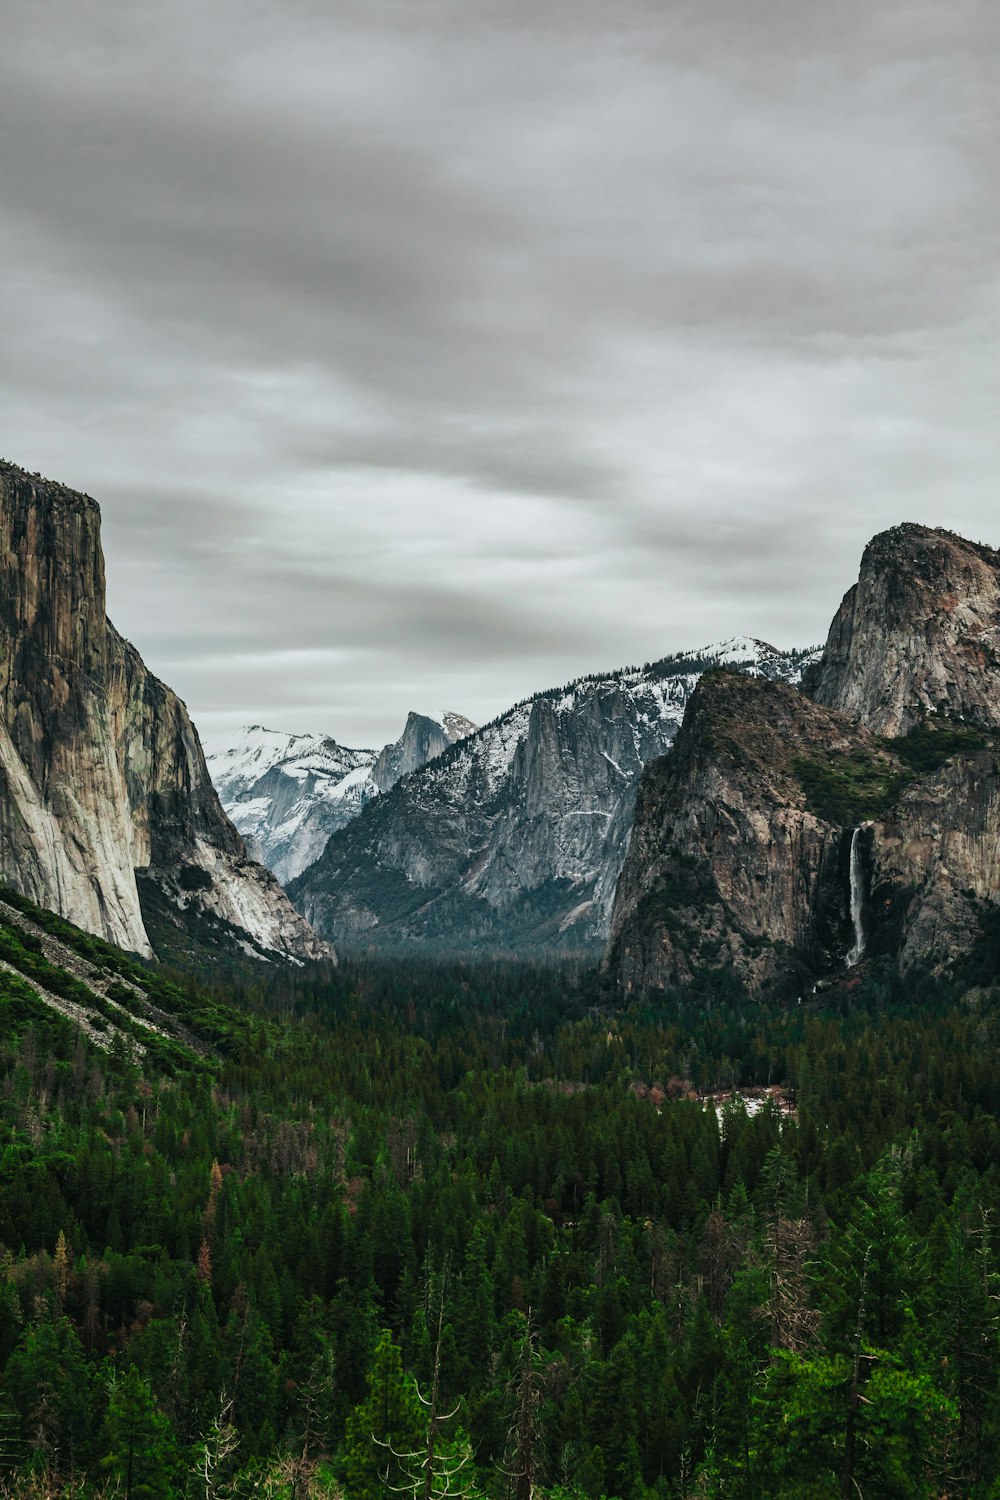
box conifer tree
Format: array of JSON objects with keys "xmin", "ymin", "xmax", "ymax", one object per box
[
  {"xmin": 344, "ymin": 1331, "xmax": 424, "ymax": 1500},
  {"xmin": 101, "ymin": 1365, "xmax": 179, "ymax": 1500}
]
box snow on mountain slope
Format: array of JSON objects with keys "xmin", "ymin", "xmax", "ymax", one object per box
[
  {"xmin": 439, "ymin": 710, "xmax": 477, "ymax": 742},
  {"xmin": 207, "ymin": 712, "xmax": 477, "ymax": 885},
  {"xmin": 288, "ymin": 639, "xmax": 820, "ymax": 955},
  {"xmin": 206, "ymin": 729, "xmax": 379, "ymax": 884}
]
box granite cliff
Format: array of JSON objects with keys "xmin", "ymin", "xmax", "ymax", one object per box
[
  {"xmin": 804, "ymin": 524, "xmax": 1000, "ymax": 735},
  {"xmin": 607, "ymin": 672, "xmax": 906, "ymax": 996},
  {"xmin": 609, "ymin": 524, "xmax": 1000, "ymax": 998},
  {"xmin": 372, "ymin": 710, "xmax": 476, "ymax": 793},
  {"xmin": 0, "ymin": 460, "xmax": 329, "ymax": 963}
]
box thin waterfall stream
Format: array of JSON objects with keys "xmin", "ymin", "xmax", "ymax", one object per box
[{"xmin": 845, "ymin": 827, "xmax": 866, "ymax": 967}]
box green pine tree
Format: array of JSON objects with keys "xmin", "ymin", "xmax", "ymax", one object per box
[
  {"xmin": 343, "ymin": 1330, "xmax": 424, "ymax": 1500},
  {"xmin": 101, "ymin": 1364, "xmax": 179, "ymax": 1500}
]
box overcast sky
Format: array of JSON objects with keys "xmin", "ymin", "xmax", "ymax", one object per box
[{"xmin": 3, "ymin": 0, "xmax": 998, "ymax": 749}]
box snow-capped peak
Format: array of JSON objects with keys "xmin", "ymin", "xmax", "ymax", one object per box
[
  {"xmin": 206, "ymin": 727, "xmax": 376, "ymax": 793},
  {"xmin": 438, "ymin": 710, "xmax": 478, "ymax": 742},
  {"xmin": 665, "ymin": 637, "xmax": 823, "ymax": 680}
]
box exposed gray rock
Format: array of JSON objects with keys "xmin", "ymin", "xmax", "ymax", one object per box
[
  {"xmin": 373, "ymin": 710, "xmax": 475, "ymax": 793},
  {"xmin": 207, "ymin": 728, "xmax": 379, "ymax": 884},
  {"xmin": 609, "ymin": 522, "xmax": 1000, "ymax": 999},
  {"xmin": 871, "ymin": 746, "xmax": 1000, "ymax": 977},
  {"xmin": 804, "ymin": 523, "xmax": 1000, "ymax": 736},
  {"xmin": 606, "ymin": 672, "xmax": 893, "ymax": 998}
]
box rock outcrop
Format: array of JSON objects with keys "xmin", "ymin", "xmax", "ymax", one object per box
[
  {"xmin": 609, "ymin": 523, "xmax": 1000, "ymax": 998},
  {"xmin": 1, "ymin": 468, "xmax": 146, "ymax": 951},
  {"xmin": 289, "ymin": 641, "xmax": 817, "ymax": 954},
  {"xmin": 869, "ymin": 742, "xmax": 1000, "ymax": 977},
  {"xmin": 0, "ymin": 460, "xmax": 330, "ymax": 963},
  {"xmin": 372, "ymin": 710, "xmax": 475, "ymax": 793},
  {"xmin": 804, "ymin": 524, "xmax": 1000, "ymax": 735}
]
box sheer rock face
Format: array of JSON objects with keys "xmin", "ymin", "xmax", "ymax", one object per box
[
  {"xmin": 291, "ymin": 677, "xmax": 685, "ymax": 954},
  {"xmin": 0, "ymin": 460, "xmax": 330, "ymax": 963},
  {"xmin": 805, "ymin": 524, "xmax": 1000, "ymax": 736},
  {"xmin": 871, "ymin": 750, "xmax": 1000, "ymax": 976},
  {"xmin": 0, "ymin": 467, "xmax": 146, "ymax": 951},
  {"xmin": 373, "ymin": 711, "xmax": 474, "ymax": 794},
  {"xmin": 607, "ymin": 673, "xmax": 895, "ymax": 997},
  {"xmin": 289, "ymin": 642, "xmax": 816, "ymax": 954}
]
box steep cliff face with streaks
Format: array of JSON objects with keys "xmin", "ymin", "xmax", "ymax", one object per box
[
  {"xmin": 0, "ymin": 460, "xmax": 329, "ymax": 963},
  {"xmin": 606, "ymin": 672, "xmax": 903, "ymax": 997},
  {"xmin": 804, "ymin": 524, "xmax": 1000, "ymax": 735},
  {"xmin": 373, "ymin": 710, "xmax": 476, "ymax": 793}
]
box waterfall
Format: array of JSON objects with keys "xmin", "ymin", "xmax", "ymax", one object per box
[{"xmin": 845, "ymin": 827, "xmax": 866, "ymax": 967}]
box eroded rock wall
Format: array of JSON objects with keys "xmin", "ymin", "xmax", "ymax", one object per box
[{"xmin": 609, "ymin": 523, "xmax": 1000, "ymax": 998}]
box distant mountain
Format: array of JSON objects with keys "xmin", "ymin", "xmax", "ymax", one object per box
[
  {"xmin": 373, "ymin": 710, "xmax": 477, "ymax": 793},
  {"xmin": 206, "ymin": 729, "xmax": 378, "ymax": 885},
  {"xmin": 0, "ymin": 460, "xmax": 330, "ymax": 965},
  {"xmin": 207, "ymin": 710, "xmax": 476, "ymax": 885},
  {"xmin": 288, "ymin": 639, "xmax": 819, "ymax": 955},
  {"xmin": 609, "ymin": 524, "xmax": 1000, "ymax": 999}
]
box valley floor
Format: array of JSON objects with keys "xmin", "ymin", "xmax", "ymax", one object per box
[{"xmin": 1, "ymin": 899, "xmax": 999, "ymax": 1498}]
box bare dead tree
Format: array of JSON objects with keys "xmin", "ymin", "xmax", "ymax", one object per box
[
  {"xmin": 764, "ymin": 1216, "xmax": 820, "ymax": 1354},
  {"xmin": 299, "ymin": 1347, "xmax": 337, "ymax": 1465},
  {"xmin": 501, "ymin": 1312, "xmax": 544, "ymax": 1500},
  {"xmin": 378, "ymin": 1269, "xmax": 477, "ymax": 1500},
  {"xmin": 196, "ymin": 1388, "xmax": 239, "ymax": 1500}
]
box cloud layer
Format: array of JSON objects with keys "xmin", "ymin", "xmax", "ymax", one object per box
[{"xmin": 3, "ymin": 0, "xmax": 998, "ymax": 747}]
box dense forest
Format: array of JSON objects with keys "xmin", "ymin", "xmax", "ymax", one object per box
[{"xmin": 2, "ymin": 890, "xmax": 1000, "ymax": 1498}]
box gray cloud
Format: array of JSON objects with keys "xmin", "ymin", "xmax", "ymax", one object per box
[{"xmin": 2, "ymin": 0, "xmax": 998, "ymax": 748}]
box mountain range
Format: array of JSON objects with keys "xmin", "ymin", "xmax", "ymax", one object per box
[
  {"xmin": 284, "ymin": 639, "xmax": 817, "ymax": 953},
  {"xmin": 205, "ymin": 710, "xmax": 476, "ymax": 885},
  {"xmin": 4, "ymin": 458, "xmax": 999, "ymax": 998}
]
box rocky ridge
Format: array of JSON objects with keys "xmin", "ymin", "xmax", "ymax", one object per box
[
  {"xmin": 606, "ymin": 672, "xmax": 905, "ymax": 996},
  {"xmin": 206, "ymin": 728, "xmax": 379, "ymax": 885},
  {"xmin": 289, "ymin": 639, "xmax": 818, "ymax": 954},
  {"xmin": 0, "ymin": 460, "xmax": 330, "ymax": 964},
  {"xmin": 373, "ymin": 710, "xmax": 477, "ymax": 793}
]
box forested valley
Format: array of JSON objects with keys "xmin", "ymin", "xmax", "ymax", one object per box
[{"xmin": 3, "ymin": 891, "xmax": 1000, "ymax": 1499}]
